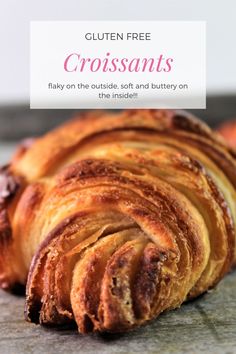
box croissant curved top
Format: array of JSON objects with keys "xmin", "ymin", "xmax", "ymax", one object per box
[
  {"xmin": 0, "ymin": 109, "xmax": 235, "ymax": 333},
  {"xmin": 11, "ymin": 110, "xmax": 236, "ymax": 175}
]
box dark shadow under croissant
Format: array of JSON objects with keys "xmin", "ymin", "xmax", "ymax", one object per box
[{"xmin": 0, "ymin": 109, "xmax": 235, "ymax": 333}]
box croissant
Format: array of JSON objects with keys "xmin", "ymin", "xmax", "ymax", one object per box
[
  {"xmin": 217, "ymin": 119, "xmax": 236, "ymax": 148},
  {"xmin": 0, "ymin": 109, "xmax": 235, "ymax": 333}
]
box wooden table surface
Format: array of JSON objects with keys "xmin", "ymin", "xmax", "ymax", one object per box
[
  {"xmin": 0, "ymin": 272, "xmax": 235, "ymax": 354},
  {"xmin": 0, "ymin": 132, "xmax": 236, "ymax": 354}
]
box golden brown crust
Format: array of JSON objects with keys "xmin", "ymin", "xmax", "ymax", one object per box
[
  {"xmin": 0, "ymin": 109, "xmax": 235, "ymax": 333},
  {"xmin": 217, "ymin": 119, "xmax": 236, "ymax": 149},
  {"xmin": 0, "ymin": 166, "xmax": 25, "ymax": 290}
]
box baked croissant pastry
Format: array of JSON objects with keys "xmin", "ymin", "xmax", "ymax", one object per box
[
  {"xmin": 0, "ymin": 109, "xmax": 235, "ymax": 333},
  {"xmin": 217, "ymin": 119, "xmax": 236, "ymax": 148}
]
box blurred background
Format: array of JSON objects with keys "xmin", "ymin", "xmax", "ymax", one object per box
[{"xmin": 0, "ymin": 0, "xmax": 236, "ymax": 164}]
